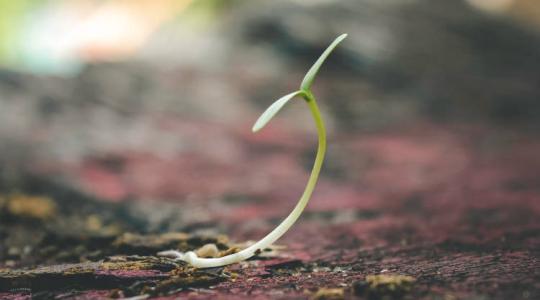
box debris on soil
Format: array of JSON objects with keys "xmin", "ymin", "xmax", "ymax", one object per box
[
  {"xmin": 195, "ymin": 244, "xmax": 220, "ymax": 258},
  {"xmin": 1, "ymin": 194, "xmax": 56, "ymax": 220},
  {"xmin": 312, "ymin": 287, "xmax": 345, "ymax": 300},
  {"xmin": 113, "ymin": 233, "xmax": 233, "ymax": 256},
  {"xmin": 0, "ymin": 256, "xmax": 175, "ymax": 292},
  {"xmin": 353, "ymin": 274, "xmax": 416, "ymax": 299},
  {"xmin": 150, "ymin": 267, "xmax": 227, "ymax": 296},
  {"xmin": 113, "ymin": 232, "xmax": 190, "ymax": 255},
  {"xmin": 0, "ymin": 255, "xmax": 228, "ymax": 297}
]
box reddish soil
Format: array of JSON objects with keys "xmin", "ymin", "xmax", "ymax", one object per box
[{"xmin": 1, "ymin": 120, "xmax": 539, "ymax": 299}]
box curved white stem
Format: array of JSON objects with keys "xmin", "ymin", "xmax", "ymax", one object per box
[{"xmin": 159, "ymin": 93, "xmax": 326, "ymax": 268}]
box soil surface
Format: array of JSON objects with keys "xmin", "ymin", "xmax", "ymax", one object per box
[{"xmin": 1, "ymin": 119, "xmax": 539, "ymax": 299}]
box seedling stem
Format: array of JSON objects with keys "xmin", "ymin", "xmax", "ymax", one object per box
[{"xmin": 159, "ymin": 34, "xmax": 347, "ymax": 268}]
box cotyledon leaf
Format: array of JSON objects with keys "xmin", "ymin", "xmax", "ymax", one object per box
[
  {"xmin": 252, "ymin": 90, "xmax": 304, "ymax": 132},
  {"xmin": 300, "ymin": 33, "xmax": 348, "ymax": 91}
]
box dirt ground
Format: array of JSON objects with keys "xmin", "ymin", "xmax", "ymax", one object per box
[{"xmin": 1, "ymin": 118, "xmax": 539, "ymax": 299}]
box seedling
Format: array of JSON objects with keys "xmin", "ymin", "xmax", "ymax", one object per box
[{"xmin": 159, "ymin": 34, "xmax": 347, "ymax": 268}]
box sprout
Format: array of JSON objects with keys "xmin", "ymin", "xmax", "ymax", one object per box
[{"xmin": 158, "ymin": 34, "xmax": 347, "ymax": 268}]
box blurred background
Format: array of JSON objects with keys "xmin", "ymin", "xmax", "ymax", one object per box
[{"xmin": 1, "ymin": 0, "xmax": 540, "ymax": 292}]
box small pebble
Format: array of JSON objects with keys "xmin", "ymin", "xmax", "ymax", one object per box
[{"xmin": 196, "ymin": 244, "xmax": 220, "ymax": 258}]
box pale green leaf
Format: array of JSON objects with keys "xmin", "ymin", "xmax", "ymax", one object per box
[
  {"xmin": 300, "ymin": 33, "xmax": 348, "ymax": 91},
  {"xmin": 252, "ymin": 91, "xmax": 303, "ymax": 132}
]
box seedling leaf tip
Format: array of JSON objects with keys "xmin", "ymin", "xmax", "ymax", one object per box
[{"xmin": 300, "ymin": 33, "xmax": 347, "ymax": 91}]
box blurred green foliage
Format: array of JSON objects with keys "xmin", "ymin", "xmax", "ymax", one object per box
[{"xmin": 0, "ymin": 0, "xmax": 45, "ymax": 66}]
